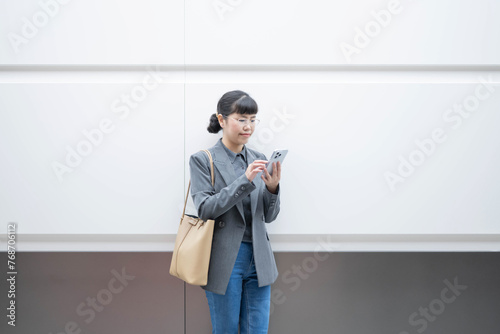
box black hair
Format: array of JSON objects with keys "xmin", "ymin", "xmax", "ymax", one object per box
[{"xmin": 207, "ymin": 90, "xmax": 258, "ymax": 133}]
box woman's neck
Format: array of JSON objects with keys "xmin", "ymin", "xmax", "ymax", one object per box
[{"xmin": 222, "ymin": 137, "xmax": 243, "ymax": 153}]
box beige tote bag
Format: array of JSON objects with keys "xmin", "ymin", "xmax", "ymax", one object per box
[{"xmin": 169, "ymin": 149, "xmax": 215, "ymax": 286}]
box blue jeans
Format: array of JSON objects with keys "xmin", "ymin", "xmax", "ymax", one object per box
[{"xmin": 205, "ymin": 241, "xmax": 271, "ymax": 334}]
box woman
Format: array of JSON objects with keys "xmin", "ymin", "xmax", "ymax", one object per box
[{"xmin": 189, "ymin": 90, "xmax": 282, "ymax": 333}]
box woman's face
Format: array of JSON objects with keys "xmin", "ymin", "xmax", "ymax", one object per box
[{"xmin": 220, "ymin": 112, "xmax": 256, "ymax": 147}]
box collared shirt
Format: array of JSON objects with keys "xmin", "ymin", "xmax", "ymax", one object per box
[{"xmin": 219, "ymin": 138, "xmax": 253, "ymax": 243}]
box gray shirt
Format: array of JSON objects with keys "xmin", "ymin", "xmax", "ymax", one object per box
[{"xmin": 219, "ymin": 138, "xmax": 253, "ymax": 243}]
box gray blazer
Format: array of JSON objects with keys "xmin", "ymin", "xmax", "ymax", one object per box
[{"xmin": 189, "ymin": 139, "xmax": 281, "ymax": 295}]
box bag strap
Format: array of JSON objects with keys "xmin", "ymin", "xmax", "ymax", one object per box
[
  {"xmin": 202, "ymin": 149, "xmax": 215, "ymax": 186},
  {"xmin": 182, "ymin": 150, "xmax": 214, "ymax": 217}
]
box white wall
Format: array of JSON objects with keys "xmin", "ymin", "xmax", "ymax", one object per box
[{"xmin": 1, "ymin": 0, "xmax": 499, "ymax": 250}]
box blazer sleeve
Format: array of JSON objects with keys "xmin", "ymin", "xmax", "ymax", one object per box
[
  {"xmin": 261, "ymin": 152, "xmax": 281, "ymax": 223},
  {"xmin": 189, "ymin": 151, "xmax": 257, "ymax": 221}
]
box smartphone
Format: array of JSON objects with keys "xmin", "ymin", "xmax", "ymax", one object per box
[{"xmin": 265, "ymin": 149, "xmax": 288, "ymax": 175}]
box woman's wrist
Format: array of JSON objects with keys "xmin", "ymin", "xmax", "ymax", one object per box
[{"xmin": 266, "ymin": 184, "xmax": 278, "ymax": 194}]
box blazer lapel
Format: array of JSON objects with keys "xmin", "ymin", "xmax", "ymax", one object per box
[
  {"xmin": 210, "ymin": 139, "xmax": 260, "ymax": 225},
  {"xmin": 211, "ymin": 140, "xmax": 245, "ymax": 221},
  {"xmin": 247, "ymin": 148, "xmax": 260, "ymax": 222},
  {"xmin": 211, "ymin": 140, "xmax": 235, "ymax": 188}
]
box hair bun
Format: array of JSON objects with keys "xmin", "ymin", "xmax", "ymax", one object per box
[{"xmin": 207, "ymin": 113, "xmax": 221, "ymax": 134}]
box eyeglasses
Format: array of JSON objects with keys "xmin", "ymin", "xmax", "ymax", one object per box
[{"xmin": 224, "ymin": 116, "xmax": 260, "ymax": 127}]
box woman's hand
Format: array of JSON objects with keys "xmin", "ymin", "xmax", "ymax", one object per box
[
  {"xmin": 262, "ymin": 161, "xmax": 281, "ymax": 194},
  {"xmin": 245, "ymin": 160, "xmax": 268, "ymax": 183}
]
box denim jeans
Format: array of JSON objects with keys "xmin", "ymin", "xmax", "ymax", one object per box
[{"xmin": 205, "ymin": 241, "xmax": 271, "ymax": 334}]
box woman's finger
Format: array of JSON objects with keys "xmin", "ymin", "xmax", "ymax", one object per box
[
  {"xmin": 252, "ymin": 162, "xmax": 267, "ymax": 169},
  {"xmin": 271, "ymin": 162, "xmax": 277, "ymax": 178}
]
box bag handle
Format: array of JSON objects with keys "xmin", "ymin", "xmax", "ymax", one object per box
[{"xmin": 182, "ymin": 150, "xmax": 214, "ymax": 218}]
